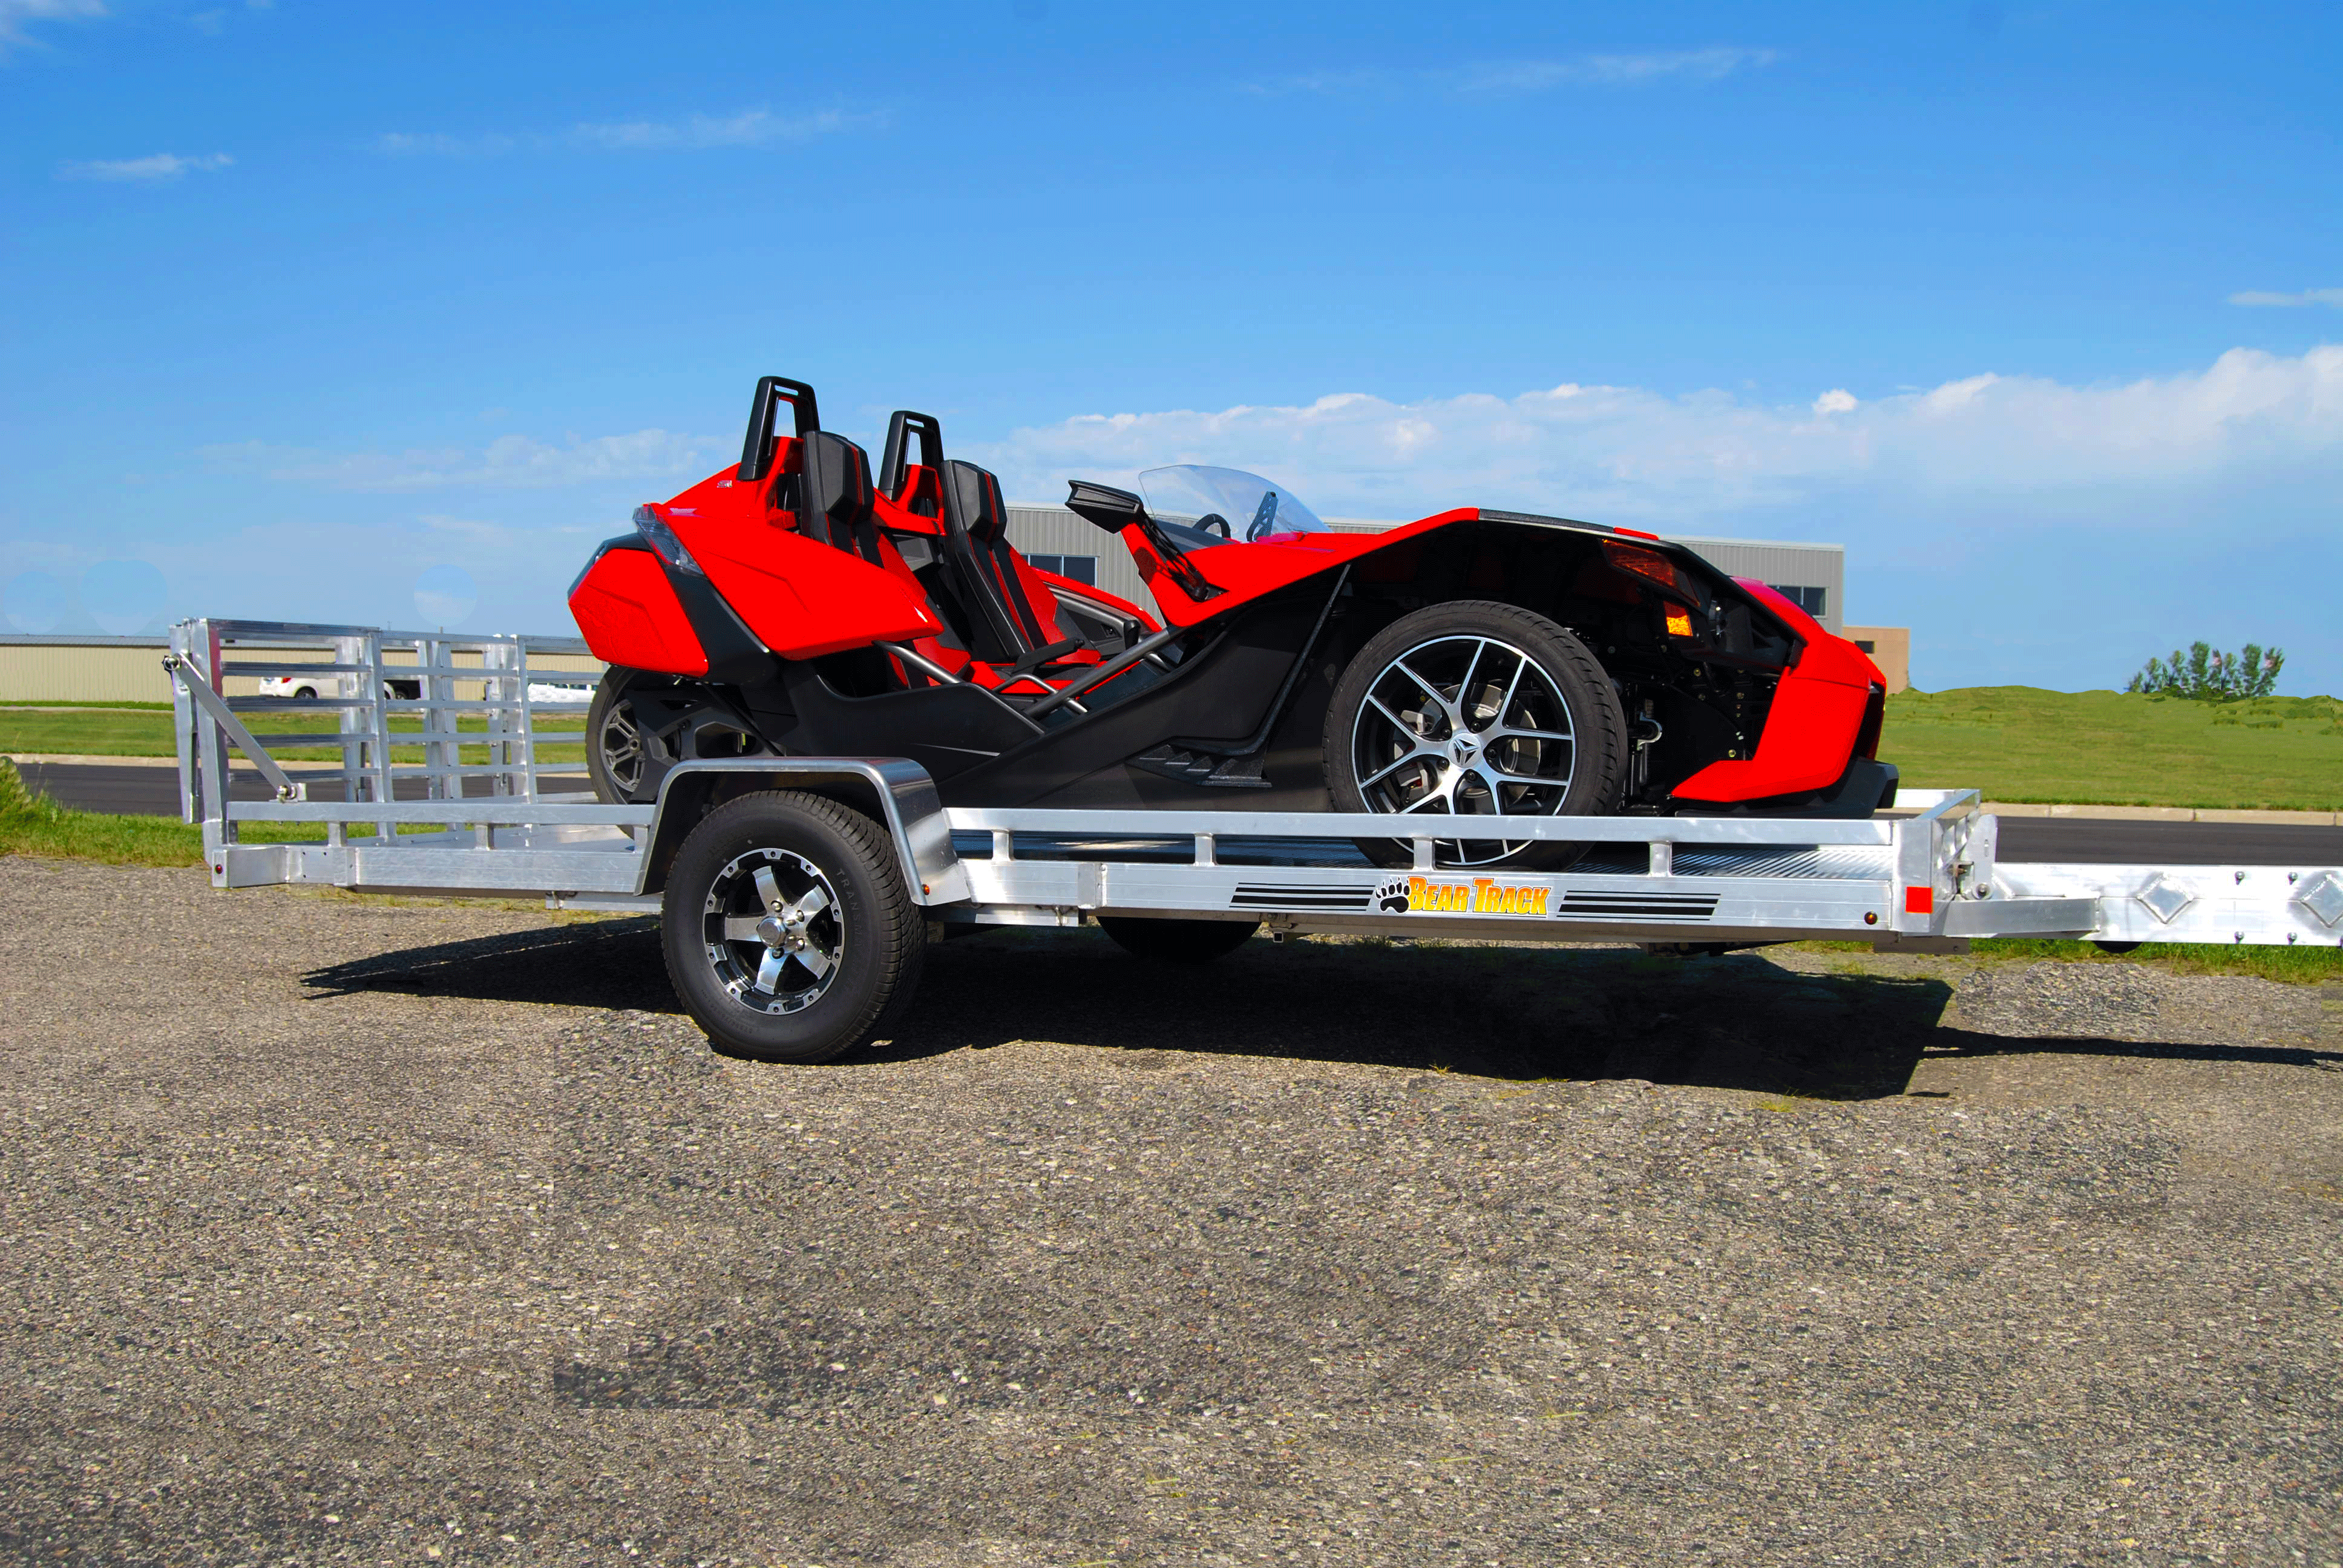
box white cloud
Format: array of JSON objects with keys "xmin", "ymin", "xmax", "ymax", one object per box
[
  {"xmin": 1250, "ymin": 48, "xmax": 1778, "ymax": 97},
  {"xmin": 971, "ymin": 346, "xmax": 2343, "ymax": 525},
  {"xmin": 198, "ymin": 430, "xmax": 723, "ymax": 492},
  {"xmin": 569, "ymin": 108, "xmax": 865, "ymax": 150},
  {"xmin": 375, "ymin": 106, "xmax": 879, "ymax": 158},
  {"xmin": 2229, "ymin": 287, "xmax": 2343, "ymax": 308},
  {"xmin": 59, "ymin": 151, "xmax": 232, "ymax": 181},
  {"xmin": 1447, "ymin": 48, "xmax": 1781, "ymax": 94},
  {"xmin": 0, "ymin": 0, "xmax": 105, "ymax": 58}
]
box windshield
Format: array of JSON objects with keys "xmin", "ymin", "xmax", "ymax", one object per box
[{"xmin": 1138, "ymin": 465, "xmax": 1329, "ymax": 547}]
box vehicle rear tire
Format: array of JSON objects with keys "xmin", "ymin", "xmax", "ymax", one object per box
[
  {"xmin": 294, "ymin": 685, "xmax": 318, "ymax": 700},
  {"xmin": 588, "ymin": 669, "xmax": 775, "ymax": 805},
  {"xmin": 660, "ymin": 790, "xmax": 925, "ymax": 1064},
  {"xmin": 1097, "ymin": 915, "xmax": 1260, "ymax": 963},
  {"xmin": 1324, "ymin": 599, "xmax": 1626, "ymax": 871},
  {"xmin": 587, "ymin": 668, "xmax": 652, "ymax": 803}
]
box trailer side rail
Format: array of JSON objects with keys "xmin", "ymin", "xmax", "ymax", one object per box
[{"xmin": 166, "ymin": 618, "xmax": 2342, "ymax": 950}]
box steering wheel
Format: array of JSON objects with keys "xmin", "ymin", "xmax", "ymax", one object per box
[
  {"xmin": 1194, "ymin": 512, "xmax": 1231, "ymax": 540},
  {"xmin": 1245, "ymin": 489, "xmax": 1280, "ymax": 541}
]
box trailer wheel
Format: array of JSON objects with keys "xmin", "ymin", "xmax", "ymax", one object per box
[
  {"xmin": 1325, "ymin": 600, "xmax": 1626, "ymax": 871},
  {"xmin": 1098, "ymin": 915, "xmax": 1260, "ymax": 963},
  {"xmin": 660, "ymin": 790, "xmax": 925, "ymax": 1064}
]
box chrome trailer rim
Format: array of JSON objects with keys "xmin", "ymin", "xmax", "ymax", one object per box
[
  {"xmin": 701, "ymin": 848, "xmax": 845, "ymax": 1015},
  {"xmin": 1348, "ymin": 633, "xmax": 1578, "ymax": 867}
]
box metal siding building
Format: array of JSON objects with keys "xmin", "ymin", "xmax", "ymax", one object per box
[
  {"xmin": 1003, "ymin": 506, "xmax": 1153, "ymax": 604},
  {"xmin": 1000, "ymin": 506, "xmax": 1845, "ymax": 634}
]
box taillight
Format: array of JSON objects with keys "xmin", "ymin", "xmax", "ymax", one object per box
[
  {"xmin": 634, "ymin": 505, "xmax": 707, "ymax": 577},
  {"xmin": 1603, "ymin": 539, "xmax": 1696, "ymax": 599},
  {"xmin": 1855, "ymin": 683, "xmax": 1886, "ymax": 760},
  {"xmin": 1663, "ymin": 603, "xmax": 1694, "ymax": 637}
]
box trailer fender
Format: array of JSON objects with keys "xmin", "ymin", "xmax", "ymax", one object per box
[{"xmin": 641, "ymin": 757, "xmax": 969, "ymax": 905}]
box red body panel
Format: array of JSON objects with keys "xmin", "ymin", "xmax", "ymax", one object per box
[
  {"xmin": 700, "ymin": 521, "xmax": 941, "ymax": 659},
  {"xmin": 1670, "ymin": 580, "xmax": 1887, "ymax": 803},
  {"xmin": 653, "ymin": 469, "xmax": 942, "ymax": 660},
  {"xmin": 568, "ymin": 549, "xmax": 709, "ymax": 677}
]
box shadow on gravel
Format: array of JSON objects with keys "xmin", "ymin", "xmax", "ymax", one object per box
[
  {"xmin": 301, "ymin": 919, "xmax": 2330, "ymax": 1098},
  {"xmin": 302, "ymin": 916, "xmax": 669, "ymax": 1011}
]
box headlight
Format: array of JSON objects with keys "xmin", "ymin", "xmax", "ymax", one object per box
[{"xmin": 633, "ymin": 505, "xmax": 706, "ymax": 577}]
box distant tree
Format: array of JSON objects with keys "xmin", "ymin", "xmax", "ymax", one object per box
[{"xmin": 2126, "ymin": 641, "xmax": 2284, "ymax": 700}]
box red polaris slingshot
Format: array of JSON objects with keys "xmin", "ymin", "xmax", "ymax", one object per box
[{"xmin": 569, "ymin": 376, "xmax": 1895, "ymax": 871}]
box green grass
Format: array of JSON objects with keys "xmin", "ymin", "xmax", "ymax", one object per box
[
  {"xmin": 1, "ymin": 757, "xmax": 203, "ymax": 865},
  {"xmin": 1970, "ymin": 937, "xmax": 2343, "ymax": 985},
  {"xmin": 0, "ymin": 759, "xmax": 467, "ymax": 867},
  {"xmin": 1883, "ymin": 687, "xmax": 2343, "ymax": 811},
  {"xmin": 12, "ymin": 684, "xmax": 2338, "ymax": 810},
  {"xmin": 1797, "ymin": 935, "xmax": 2343, "ymax": 985},
  {"xmin": 0, "ymin": 707, "xmax": 586, "ymax": 763},
  {"xmin": 0, "ymin": 699, "xmax": 174, "ymax": 710}
]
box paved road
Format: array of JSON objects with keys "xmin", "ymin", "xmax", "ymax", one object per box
[
  {"xmin": 14, "ymin": 760, "xmax": 592, "ymax": 814},
  {"xmin": 19, "ymin": 759, "xmax": 2342, "ymax": 866}
]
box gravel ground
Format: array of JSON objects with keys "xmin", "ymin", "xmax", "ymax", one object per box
[{"xmin": 1, "ymin": 855, "xmax": 2337, "ymax": 1567}]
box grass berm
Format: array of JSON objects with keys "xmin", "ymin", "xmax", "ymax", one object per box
[{"xmin": 1884, "ymin": 686, "xmax": 2343, "ymax": 811}]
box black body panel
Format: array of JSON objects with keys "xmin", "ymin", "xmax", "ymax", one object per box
[
  {"xmin": 936, "ymin": 579, "xmax": 1338, "ymax": 809},
  {"xmin": 772, "ymin": 658, "xmax": 1042, "ymax": 782}
]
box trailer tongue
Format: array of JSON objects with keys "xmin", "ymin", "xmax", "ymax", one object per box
[{"xmin": 168, "ymin": 619, "xmax": 2342, "ymax": 1063}]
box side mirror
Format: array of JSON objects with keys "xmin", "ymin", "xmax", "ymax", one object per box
[
  {"xmin": 1065, "ymin": 480, "xmax": 1147, "ymax": 535},
  {"xmin": 1064, "ymin": 480, "xmax": 1223, "ymax": 602}
]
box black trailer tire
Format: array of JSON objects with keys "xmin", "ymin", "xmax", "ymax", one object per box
[
  {"xmin": 1097, "ymin": 915, "xmax": 1260, "ymax": 963},
  {"xmin": 1325, "ymin": 599, "xmax": 1627, "ymax": 871},
  {"xmin": 660, "ymin": 790, "xmax": 926, "ymax": 1064}
]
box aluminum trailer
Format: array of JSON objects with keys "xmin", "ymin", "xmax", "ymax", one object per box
[{"xmin": 167, "ymin": 619, "xmax": 2343, "ymax": 1063}]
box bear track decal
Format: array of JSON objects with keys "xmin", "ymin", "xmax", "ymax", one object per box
[{"xmin": 1375, "ymin": 875, "xmax": 1553, "ymax": 917}]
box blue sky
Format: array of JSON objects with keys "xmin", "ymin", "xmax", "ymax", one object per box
[{"xmin": 4, "ymin": 0, "xmax": 2339, "ymax": 692}]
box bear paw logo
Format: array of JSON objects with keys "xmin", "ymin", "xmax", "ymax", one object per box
[{"xmin": 1372, "ymin": 877, "xmax": 1412, "ymax": 913}]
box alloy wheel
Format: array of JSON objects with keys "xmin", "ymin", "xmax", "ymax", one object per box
[
  {"xmin": 1348, "ymin": 634, "xmax": 1578, "ymax": 868},
  {"xmin": 597, "ymin": 701, "xmax": 644, "ymax": 796},
  {"xmin": 700, "ymin": 848, "xmax": 845, "ymax": 1016}
]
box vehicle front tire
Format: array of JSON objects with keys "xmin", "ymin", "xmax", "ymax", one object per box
[
  {"xmin": 1324, "ymin": 599, "xmax": 1627, "ymax": 871},
  {"xmin": 660, "ymin": 790, "xmax": 926, "ymax": 1064},
  {"xmin": 1097, "ymin": 916, "xmax": 1260, "ymax": 963}
]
